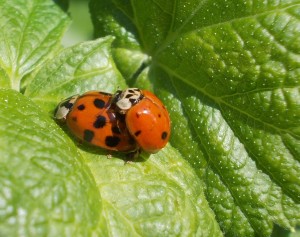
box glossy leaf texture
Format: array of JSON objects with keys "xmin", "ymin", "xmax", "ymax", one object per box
[
  {"xmin": 25, "ymin": 33, "xmax": 219, "ymax": 236},
  {"xmin": 90, "ymin": 0, "xmax": 300, "ymax": 236},
  {"xmin": 82, "ymin": 146, "xmax": 222, "ymax": 237},
  {"xmin": 25, "ymin": 36, "xmax": 126, "ymax": 112},
  {"xmin": 15, "ymin": 3, "xmax": 217, "ymax": 233},
  {"xmin": 0, "ymin": 0, "xmax": 70, "ymax": 91},
  {"xmin": 0, "ymin": 0, "xmax": 299, "ymax": 236},
  {"xmin": 0, "ymin": 89, "xmax": 102, "ymax": 236},
  {"xmin": 90, "ymin": 0, "xmax": 149, "ymax": 82}
]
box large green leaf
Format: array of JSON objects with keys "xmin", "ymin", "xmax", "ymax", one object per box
[
  {"xmin": 25, "ymin": 34, "xmax": 220, "ymax": 236},
  {"xmin": 90, "ymin": 0, "xmax": 148, "ymax": 83},
  {"xmin": 0, "ymin": 89, "xmax": 101, "ymax": 236},
  {"xmin": 82, "ymin": 146, "xmax": 221, "ymax": 237},
  {"xmin": 90, "ymin": 0, "xmax": 300, "ymax": 236},
  {"xmin": 0, "ymin": 0, "xmax": 299, "ymax": 236},
  {"xmin": 0, "ymin": 0, "xmax": 69, "ymax": 91},
  {"xmin": 25, "ymin": 36, "xmax": 126, "ymax": 112}
]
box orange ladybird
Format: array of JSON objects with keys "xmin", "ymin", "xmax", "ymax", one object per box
[
  {"xmin": 54, "ymin": 91, "xmax": 137, "ymax": 152},
  {"xmin": 113, "ymin": 88, "xmax": 171, "ymax": 153}
]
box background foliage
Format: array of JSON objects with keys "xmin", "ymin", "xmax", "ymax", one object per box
[{"xmin": 0, "ymin": 0, "xmax": 299, "ymax": 236}]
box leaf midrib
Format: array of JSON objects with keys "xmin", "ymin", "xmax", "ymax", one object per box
[
  {"xmin": 157, "ymin": 62, "xmax": 298, "ymax": 138},
  {"xmin": 167, "ymin": 72, "xmax": 268, "ymax": 235}
]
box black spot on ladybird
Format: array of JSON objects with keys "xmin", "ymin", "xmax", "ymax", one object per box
[
  {"xmin": 72, "ymin": 116, "xmax": 77, "ymax": 122},
  {"xmin": 93, "ymin": 115, "xmax": 106, "ymax": 128},
  {"xmin": 158, "ymin": 113, "xmax": 161, "ymax": 118},
  {"xmin": 161, "ymin": 131, "xmax": 168, "ymax": 140},
  {"xmin": 112, "ymin": 126, "xmax": 121, "ymax": 134},
  {"xmin": 129, "ymin": 98, "xmax": 136, "ymax": 104},
  {"xmin": 61, "ymin": 101, "xmax": 74, "ymax": 109},
  {"xmin": 94, "ymin": 98, "xmax": 106, "ymax": 109},
  {"xmin": 134, "ymin": 130, "xmax": 141, "ymax": 137},
  {"xmin": 77, "ymin": 104, "xmax": 85, "ymax": 110},
  {"xmin": 105, "ymin": 136, "xmax": 120, "ymax": 147},
  {"xmin": 84, "ymin": 130, "xmax": 94, "ymax": 142}
]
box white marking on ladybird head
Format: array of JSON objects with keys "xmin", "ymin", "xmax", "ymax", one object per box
[
  {"xmin": 54, "ymin": 95, "xmax": 78, "ymax": 120},
  {"xmin": 115, "ymin": 88, "xmax": 143, "ymax": 111}
]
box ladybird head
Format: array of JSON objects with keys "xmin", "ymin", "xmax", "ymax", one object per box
[
  {"xmin": 114, "ymin": 88, "xmax": 144, "ymax": 113},
  {"xmin": 54, "ymin": 95, "xmax": 79, "ymax": 121}
]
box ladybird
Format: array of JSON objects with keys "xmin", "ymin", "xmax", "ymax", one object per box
[
  {"xmin": 54, "ymin": 94, "xmax": 79, "ymax": 120},
  {"xmin": 54, "ymin": 91, "xmax": 137, "ymax": 152},
  {"xmin": 113, "ymin": 88, "xmax": 171, "ymax": 153}
]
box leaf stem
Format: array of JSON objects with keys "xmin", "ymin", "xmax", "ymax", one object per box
[{"xmin": 11, "ymin": 73, "xmax": 20, "ymax": 92}]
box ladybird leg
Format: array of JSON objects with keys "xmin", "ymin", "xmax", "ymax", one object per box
[
  {"xmin": 106, "ymin": 151, "xmax": 113, "ymax": 159},
  {"xmin": 111, "ymin": 89, "xmax": 122, "ymax": 106},
  {"xmin": 76, "ymin": 138, "xmax": 83, "ymax": 146},
  {"xmin": 124, "ymin": 159, "xmax": 133, "ymax": 165},
  {"xmin": 125, "ymin": 148, "xmax": 141, "ymax": 164}
]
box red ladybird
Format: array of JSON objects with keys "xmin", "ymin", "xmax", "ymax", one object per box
[
  {"xmin": 113, "ymin": 88, "xmax": 171, "ymax": 153},
  {"xmin": 54, "ymin": 91, "xmax": 137, "ymax": 152}
]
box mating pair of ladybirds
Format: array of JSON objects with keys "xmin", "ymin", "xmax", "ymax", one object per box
[{"xmin": 55, "ymin": 88, "xmax": 171, "ymax": 156}]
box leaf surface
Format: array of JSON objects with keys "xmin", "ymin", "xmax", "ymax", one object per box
[
  {"xmin": 0, "ymin": 0, "xmax": 69, "ymax": 90},
  {"xmin": 0, "ymin": 0, "xmax": 299, "ymax": 236},
  {"xmin": 83, "ymin": 146, "xmax": 222, "ymax": 237},
  {"xmin": 0, "ymin": 89, "xmax": 102, "ymax": 236},
  {"xmin": 90, "ymin": 0, "xmax": 300, "ymax": 236},
  {"xmin": 25, "ymin": 37, "xmax": 126, "ymax": 112},
  {"xmin": 26, "ymin": 35, "xmax": 220, "ymax": 236}
]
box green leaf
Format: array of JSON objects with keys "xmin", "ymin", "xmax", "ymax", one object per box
[
  {"xmin": 24, "ymin": 33, "xmax": 222, "ymax": 235},
  {"xmin": 1, "ymin": 0, "xmax": 299, "ymax": 236},
  {"xmin": 0, "ymin": 0, "xmax": 70, "ymax": 91},
  {"xmin": 0, "ymin": 67, "xmax": 10, "ymax": 89},
  {"xmin": 90, "ymin": 0, "xmax": 148, "ymax": 83},
  {"xmin": 90, "ymin": 0, "xmax": 300, "ymax": 236},
  {"xmin": 272, "ymin": 225, "xmax": 300, "ymax": 237},
  {"xmin": 22, "ymin": 31, "xmax": 221, "ymax": 235},
  {"xmin": 0, "ymin": 89, "xmax": 101, "ymax": 236},
  {"xmin": 82, "ymin": 145, "xmax": 222, "ymax": 237},
  {"xmin": 54, "ymin": 0, "xmax": 69, "ymax": 12},
  {"xmin": 25, "ymin": 37, "xmax": 126, "ymax": 113}
]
